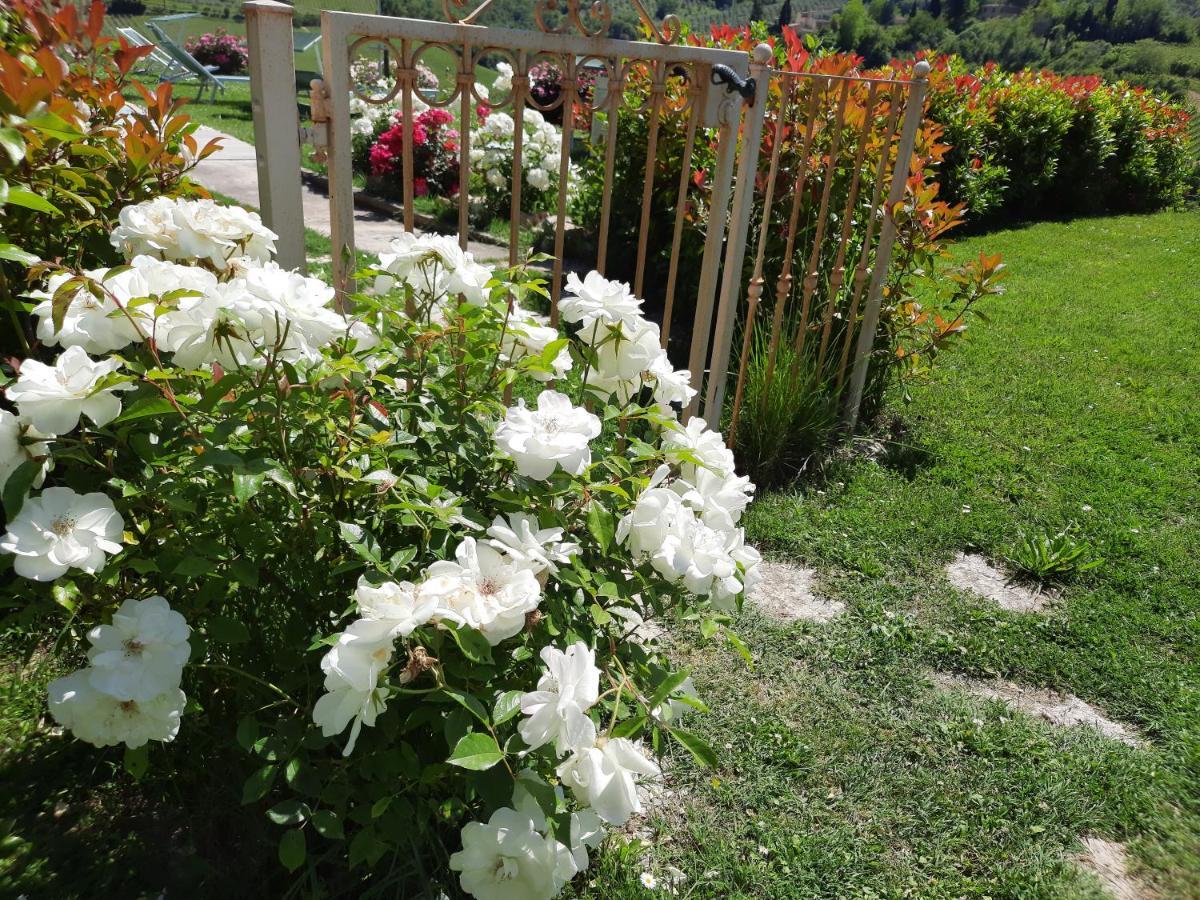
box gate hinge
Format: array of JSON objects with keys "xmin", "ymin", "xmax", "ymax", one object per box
[
  {"xmin": 300, "ymin": 123, "xmax": 328, "ymax": 149},
  {"xmin": 711, "ymin": 64, "xmax": 757, "ymax": 104}
]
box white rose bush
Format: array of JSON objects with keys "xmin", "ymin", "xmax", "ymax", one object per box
[
  {"xmin": 470, "ymin": 108, "xmax": 571, "ymax": 219},
  {"xmin": 1, "ymin": 195, "xmax": 760, "ymax": 896}
]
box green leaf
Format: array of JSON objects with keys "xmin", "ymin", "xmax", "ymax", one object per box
[
  {"xmin": 112, "ymin": 396, "xmax": 175, "ymax": 424},
  {"xmin": 491, "ymin": 690, "xmax": 524, "ymax": 726},
  {"xmin": 448, "ymin": 623, "xmax": 493, "ymax": 664},
  {"xmin": 0, "ymin": 242, "xmax": 37, "ymax": 265},
  {"xmin": 338, "ymin": 521, "xmax": 383, "ymax": 567},
  {"xmin": 447, "ymin": 731, "xmax": 504, "ymax": 771},
  {"xmin": 6, "ymin": 187, "xmax": 60, "ymax": 214},
  {"xmin": 233, "ymin": 470, "xmax": 267, "ymax": 504},
  {"xmin": 441, "ymin": 687, "xmax": 489, "ymax": 725},
  {"xmin": 0, "ymin": 127, "xmax": 24, "ymax": 165},
  {"xmin": 208, "ymin": 615, "xmax": 250, "ymax": 644},
  {"xmin": 725, "ymin": 629, "xmax": 754, "ymax": 669},
  {"xmin": 235, "ymin": 717, "xmax": 259, "ymax": 752},
  {"xmin": 647, "ymin": 670, "xmax": 693, "ymax": 711},
  {"xmin": 123, "ymin": 744, "xmax": 149, "ymax": 780},
  {"xmin": 589, "ymin": 602, "xmax": 612, "ymax": 626},
  {"xmin": 310, "ymin": 809, "xmax": 344, "ymax": 839},
  {"xmin": 278, "ymin": 828, "xmax": 306, "ymax": 872},
  {"xmin": 670, "ymin": 727, "xmax": 719, "ymax": 768},
  {"xmin": 2, "ymin": 459, "xmax": 43, "ymax": 520},
  {"xmin": 241, "ymin": 764, "xmax": 277, "ymax": 804},
  {"xmin": 348, "ymin": 828, "xmax": 386, "ymax": 868},
  {"xmin": 610, "ymin": 713, "xmax": 646, "ymax": 739},
  {"xmin": 267, "ymin": 799, "xmax": 308, "ymax": 825},
  {"xmin": 586, "ymin": 502, "xmax": 615, "ymax": 552}
]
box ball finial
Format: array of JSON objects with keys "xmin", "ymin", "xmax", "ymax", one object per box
[
  {"xmin": 914, "ymin": 60, "xmax": 931, "ymax": 78},
  {"xmin": 752, "ymin": 43, "xmax": 773, "ymax": 65}
]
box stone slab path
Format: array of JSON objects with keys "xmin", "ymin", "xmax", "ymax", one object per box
[
  {"xmin": 190, "ymin": 125, "xmax": 507, "ymax": 263},
  {"xmin": 748, "ymin": 561, "xmax": 845, "ymax": 624},
  {"xmin": 931, "ymin": 673, "xmax": 1144, "ymax": 747}
]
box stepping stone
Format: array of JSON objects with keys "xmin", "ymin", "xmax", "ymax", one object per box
[
  {"xmin": 931, "ymin": 674, "xmax": 1144, "ymax": 747},
  {"xmin": 945, "ymin": 552, "xmax": 1050, "ymax": 613},
  {"xmin": 749, "ymin": 561, "xmax": 845, "ymax": 624},
  {"xmin": 1073, "ymin": 837, "xmax": 1149, "ymax": 900}
]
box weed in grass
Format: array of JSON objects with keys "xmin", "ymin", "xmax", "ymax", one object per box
[{"xmin": 1004, "ymin": 525, "xmax": 1104, "ymax": 584}]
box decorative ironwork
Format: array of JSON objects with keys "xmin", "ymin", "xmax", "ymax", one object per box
[{"xmin": 440, "ymin": 0, "xmax": 680, "ymax": 44}]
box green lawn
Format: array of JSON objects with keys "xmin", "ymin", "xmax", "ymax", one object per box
[
  {"xmin": 2, "ymin": 211, "xmax": 1198, "ymax": 896},
  {"xmin": 574, "ymin": 210, "xmax": 1200, "ymax": 898}
]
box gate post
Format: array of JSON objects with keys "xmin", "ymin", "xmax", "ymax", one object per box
[
  {"xmin": 702, "ymin": 43, "xmax": 773, "ymax": 423},
  {"xmin": 245, "ymin": 0, "xmax": 306, "ymax": 272},
  {"xmin": 842, "ymin": 59, "xmax": 930, "ymax": 432}
]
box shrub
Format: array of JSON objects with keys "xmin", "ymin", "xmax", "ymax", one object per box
[
  {"xmin": 1, "ymin": 196, "xmax": 761, "ymax": 896},
  {"xmin": 367, "ymin": 106, "xmax": 461, "ymax": 198},
  {"xmin": 470, "ymin": 108, "xmax": 569, "ymax": 219},
  {"xmin": 184, "ymin": 29, "xmax": 249, "ymax": 76},
  {"xmin": 0, "ymin": 0, "xmax": 216, "ymax": 358}
]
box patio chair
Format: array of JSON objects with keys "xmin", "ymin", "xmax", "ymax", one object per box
[
  {"xmin": 114, "ymin": 25, "xmax": 183, "ymax": 80},
  {"xmin": 145, "ymin": 21, "xmax": 250, "ymax": 103}
]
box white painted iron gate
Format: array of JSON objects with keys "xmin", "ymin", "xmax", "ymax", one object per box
[{"xmin": 243, "ymin": 0, "xmax": 929, "ymax": 434}]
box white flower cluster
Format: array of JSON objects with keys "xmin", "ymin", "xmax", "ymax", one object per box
[
  {"xmin": 561, "ymin": 271, "xmax": 697, "ymax": 412},
  {"xmin": 374, "ymin": 231, "xmax": 494, "ymax": 318},
  {"xmin": 619, "ymin": 421, "xmax": 761, "ymax": 611},
  {"xmin": 110, "ymin": 196, "xmax": 277, "ymax": 270},
  {"xmin": 450, "ymin": 641, "xmax": 666, "ymax": 900},
  {"xmin": 312, "ymin": 513, "xmax": 579, "ymax": 755},
  {"xmin": 48, "ymin": 596, "xmax": 190, "ymax": 748},
  {"xmin": 470, "ymin": 108, "xmax": 567, "ymax": 200}
]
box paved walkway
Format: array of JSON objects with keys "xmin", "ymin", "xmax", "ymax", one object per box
[{"xmin": 190, "ymin": 125, "xmax": 508, "ymax": 263}]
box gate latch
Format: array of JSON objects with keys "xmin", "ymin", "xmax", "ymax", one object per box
[{"xmin": 711, "ymin": 65, "xmax": 756, "ymax": 103}]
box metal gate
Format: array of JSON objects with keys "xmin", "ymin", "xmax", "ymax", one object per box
[
  {"xmin": 244, "ymin": 1, "xmax": 929, "ymax": 436},
  {"xmin": 245, "ymin": 0, "xmax": 769, "ymax": 424}
]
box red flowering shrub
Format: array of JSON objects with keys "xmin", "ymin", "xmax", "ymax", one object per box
[
  {"xmin": 184, "ymin": 29, "xmax": 248, "ymax": 76},
  {"xmin": 367, "ymin": 107, "xmax": 459, "ymax": 198}
]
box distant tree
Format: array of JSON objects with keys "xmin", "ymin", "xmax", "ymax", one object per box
[
  {"xmin": 835, "ymin": 0, "xmax": 871, "ymax": 47},
  {"xmin": 929, "ymin": 0, "xmax": 943, "ymax": 18},
  {"xmin": 750, "ymin": 0, "xmax": 766, "ymax": 21},
  {"xmin": 777, "ymin": 0, "xmax": 794, "ymax": 30},
  {"xmin": 1103, "ymin": 0, "xmax": 1118, "ymax": 22}
]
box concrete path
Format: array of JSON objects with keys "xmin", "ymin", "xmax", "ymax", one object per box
[{"xmin": 190, "ymin": 125, "xmax": 508, "ymax": 263}]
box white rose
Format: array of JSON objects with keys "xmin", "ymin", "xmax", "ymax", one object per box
[
  {"xmin": 0, "ymin": 409, "xmax": 51, "ymax": 495},
  {"xmin": 586, "ymin": 319, "xmax": 664, "ymax": 401},
  {"xmin": 449, "ymin": 807, "xmax": 578, "ymax": 900},
  {"xmin": 527, "ymin": 167, "xmax": 551, "ymax": 192},
  {"xmin": 519, "ymin": 641, "xmax": 601, "ymax": 755},
  {"xmin": 85, "ymin": 596, "xmax": 191, "ymax": 702},
  {"xmin": 661, "ymin": 417, "xmax": 737, "ymax": 478},
  {"xmin": 48, "ymin": 669, "xmax": 185, "ymax": 748},
  {"xmin": 6, "ymin": 346, "xmax": 133, "ymax": 434},
  {"xmin": 424, "ymin": 538, "xmax": 541, "ymax": 645},
  {"xmin": 352, "ymin": 576, "xmax": 438, "ymax": 637},
  {"xmin": 557, "ymin": 737, "xmax": 661, "ymax": 826},
  {"xmin": 493, "ymin": 389, "xmax": 601, "ymax": 480},
  {"xmin": 560, "ymin": 271, "xmax": 644, "ymax": 332},
  {"xmin": 486, "ymin": 512, "xmax": 578, "ymax": 575},
  {"xmin": 312, "ymin": 669, "xmax": 389, "ymax": 757},
  {"xmin": 0, "ymin": 486, "xmax": 123, "ymax": 581}
]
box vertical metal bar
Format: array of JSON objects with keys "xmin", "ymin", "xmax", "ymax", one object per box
[
  {"xmin": 245, "ymin": 0, "xmax": 305, "ymax": 272},
  {"xmin": 729, "ymin": 75, "xmax": 794, "ymax": 449},
  {"xmin": 703, "ymin": 43, "xmax": 772, "ymax": 422},
  {"xmin": 400, "ymin": 41, "xmax": 415, "ymax": 233},
  {"xmin": 835, "ymin": 83, "xmax": 902, "ymax": 391},
  {"xmin": 633, "ymin": 60, "xmax": 666, "ymax": 300},
  {"xmin": 792, "ymin": 78, "xmax": 851, "ymax": 365},
  {"xmin": 843, "ymin": 62, "xmax": 930, "ymax": 431},
  {"xmin": 683, "ymin": 95, "xmax": 740, "ymax": 422},
  {"xmin": 550, "ymin": 54, "xmax": 576, "ymax": 325},
  {"xmin": 458, "ymin": 42, "xmax": 473, "ymax": 251},
  {"xmin": 814, "ymin": 80, "xmax": 879, "ymax": 377},
  {"xmin": 595, "ymin": 61, "xmax": 624, "ymax": 276},
  {"xmin": 321, "ymin": 12, "xmax": 356, "ymax": 298},
  {"xmin": 508, "ymin": 54, "xmax": 527, "ymax": 268},
  {"xmin": 763, "ymin": 76, "xmax": 824, "ymax": 396},
  {"xmin": 659, "ymin": 66, "xmax": 702, "ymax": 351}
]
